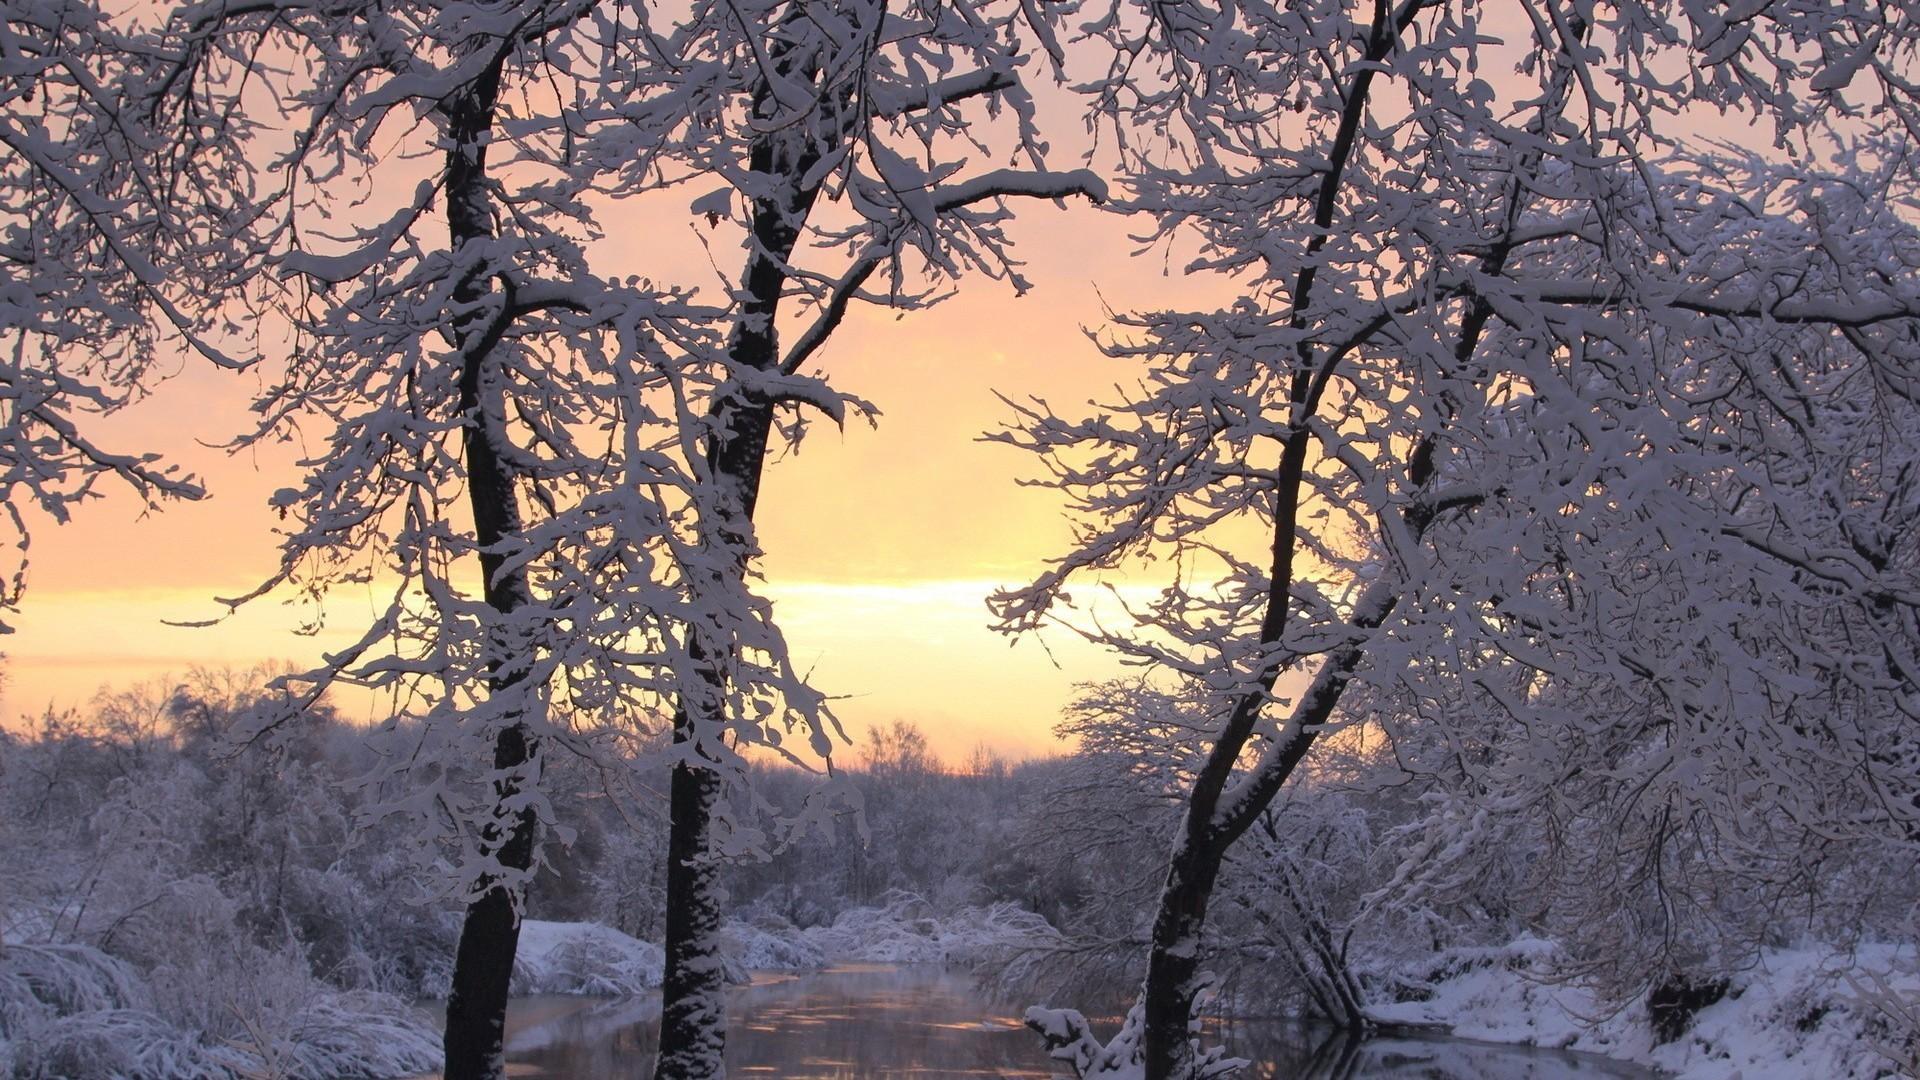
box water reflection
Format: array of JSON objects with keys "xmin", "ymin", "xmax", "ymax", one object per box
[
  {"xmin": 494, "ymin": 964, "xmax": 1653, "ymax": 1079},
  {"xmin": 1211, "ymin": 1021, "xmax": 1655, "ymax": 1079},
  {"xmin": 503, "ymin": 965, "xmax": 1046, "ymax": 1078}
]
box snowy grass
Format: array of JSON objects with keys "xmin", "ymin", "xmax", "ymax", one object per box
[{"xmin": 1368, "ymin": 938, "xmax": 1920, "ymax": 1080}]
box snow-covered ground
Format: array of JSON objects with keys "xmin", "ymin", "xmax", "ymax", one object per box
[{"xmin": 1370, "ymin": 938, "xmax": 1919, "ymax": 1080}]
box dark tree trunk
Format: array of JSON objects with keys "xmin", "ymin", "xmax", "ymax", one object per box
[
  {"xmin": 655, "ymin": 34, "xmax": 841, "ymax": 1075},
  {"xmin": 438, "ymin": 50, "xmax": 542, "ymax": 1080},
  {"xmin": 657, "ymin": 746, "xmax": 730, "ymax": 1076},
  {"xmin": 656, "ymin": 396, "xmax": 771, "ymax": 1076},
  {"xmin": 1141, "ymin": 837, "xmax": 1223, "ymax": 1078},
  {"xmin": 655, "ymin": 380, "xmax": 778, "ymax": 1079}
]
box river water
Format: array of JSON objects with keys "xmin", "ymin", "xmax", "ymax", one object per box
[{"xmin": 489, "ymin": 963, "xmax": 1658, "ymax": 1078}]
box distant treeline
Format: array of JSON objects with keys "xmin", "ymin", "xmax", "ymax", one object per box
[{"xmin": 13, "ymin": 664, "xmax": 1909, "ymax": 1040}]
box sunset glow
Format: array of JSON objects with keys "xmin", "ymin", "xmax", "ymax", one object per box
[{"xmin": 0, "ymin": 195, "xmax": 1185, "ymax": 762}]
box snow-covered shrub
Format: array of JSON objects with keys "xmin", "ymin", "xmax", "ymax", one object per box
[
  {"xmin": 799, "ymin": 892, "xmax": 1064, "ymax": 967},
  {"xmin": 798, "ymin": 893, "xmax": 945, "ymax": 962},
  {"xmin": 0, "ymin": 944, "xmax": 158, "ymax": 1075},
  {"xmin": 328, "ymin": 876, "xmax": 461, "ymax": 999},
  {"xmin": 1026, "ymin": 994, "xmax": 1245, "ymax": 1080},
  {"xmin": 10, "ymin": 1008, "xmax": 252, "ymax": 1080},
  {"xmin": 512, "ymin": 920, "xmax": 665, "ymax": 996},
  {"xmin": 222, "ymin": 991, "xmax": 441, "ymax": 1080},
  {"xmin": 0, "ymin": 943, "xmax": 149, "ymax": 1026},
  {"xmin": 720, "ymin": 917, "xmax": 826, "ymax": 974},
  {"xmin": 0, "ymin": 938, "xmax": 436, "ymax": 1080},
  {"xmin": 1848, "ymin": 965, "xmax": 1920, "ymax": 1077}
]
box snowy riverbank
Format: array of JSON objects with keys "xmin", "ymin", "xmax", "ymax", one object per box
[
  {"xmin": 511, "ymin": 895, "xmax": 1056, "ymax": 996},
  {"xmin": 1369, "ymin": 938, "xmax": 1919, "ymax": 1080},
  {"xmin": 14, "ymin": 899, "xmax": 1912, "ymax": 1079}
]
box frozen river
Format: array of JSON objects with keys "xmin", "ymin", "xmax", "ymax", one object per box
[{"xmin": 483, "ymin": 963, "xmax": 1658, "ymax": 1078}]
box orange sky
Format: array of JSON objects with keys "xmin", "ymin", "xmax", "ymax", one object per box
[{"xmin": 0, "ymin": 188, "xmax": 1224, "ymax": 763}]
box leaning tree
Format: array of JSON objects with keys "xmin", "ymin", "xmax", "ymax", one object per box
[{"xmin": 1000, "ymin": 2, "xmax": 1920, "ymax": 1076}]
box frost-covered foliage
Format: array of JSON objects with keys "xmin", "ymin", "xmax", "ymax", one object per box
[
  {"xmin": 728, "ymin": 726, "xmax": 1092, "ymax": 926},
  {"xmin": 2, "ymin": 673, "xmax": 459, "ymax": 990},
  {"xmin": 0, "ymin": 683, "xmax": 1084, "ymax": 1069},
  {"xmin": 0, "ymin": 940, "xmax": 438, "ymax": 1080},
  {"xmin": 1848, "ymin": 965, "xmax": 1920, "ymax": 1078},
  {"xmin": 0, "ymin": 674, "xmax": 451, "ymax": 1077}
]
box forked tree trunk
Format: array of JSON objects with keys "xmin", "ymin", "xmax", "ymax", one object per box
[{"xmin": 438, "ymin": 51, "xmax": 542, "ymax": 1080}]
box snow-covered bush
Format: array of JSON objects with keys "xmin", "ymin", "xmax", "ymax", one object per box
[
  {"xmin": 222, "ymin": 991, "xmax": 442, "ymax": 1080},
  {"xmin": 720, "ymin": 918, "xmax": 827, "ymax": 975},
  {"xmin": 1026, "ymin": 994, "xmax": 1244, "ymax": 1080},
  {"xmin": 0, "ymin": 939, "xmax": 436, "ymax": 1080},
  {"xmin": 511, "ymin": 920, "xmax": 665, "ymax": 997},
  {"xmin": 1848, "ymin": 965, "xmax": 1920, "ymax": 1077},
  {"xmin": 800, "ymin": 892, "xmax": 1065, "ymax": 967}
]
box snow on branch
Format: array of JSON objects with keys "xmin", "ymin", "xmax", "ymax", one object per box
[{"xmin": 871, "ymin": 66, "xmax": 1020, "ymax": 118}]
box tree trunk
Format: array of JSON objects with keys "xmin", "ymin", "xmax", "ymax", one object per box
[
  {"xmin": 655, "ymin": 396, "xmax": 776, "ymax": 1078},
  {"xmin": 1142, "ymin": 832, "xmax": 1224, "ymax": 1079},
  {"xmin": 658, "ymin": 749, "xmax": 729, "ymax": 1076},
  {"xmin": 655, "ymin": 34, "xmax": 839, "ymax": 1073},
  {"xmin": 438, "ymin": 50, "xmax": 542, "ymax": 1080},
  {"xmin": 443, "ymin": 727, "xmax": 537, "ymax": 1080},
  {"xmin": 653, "ymin": 233, "xmax": 785, "ymax": 1078}
]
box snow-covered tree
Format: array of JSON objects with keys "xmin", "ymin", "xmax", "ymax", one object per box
[
  {"xmin": 556, "ymin": 0, "xmax": 1106, "ymax": 1063},
  {"xmin": 136, "ymin": 3, "xmax": 749, "ymax": 1074},
  {"xmin": 0, "ymin": 0, "xmax": 246, "ymax": 632},
  {"xmin": 994, "ymin": 3, "xmax": 1920, "ymax": 1076},
  {"xmin": 141, "ymin": 0, "xmax": 1100, "ymax": 1074}
]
